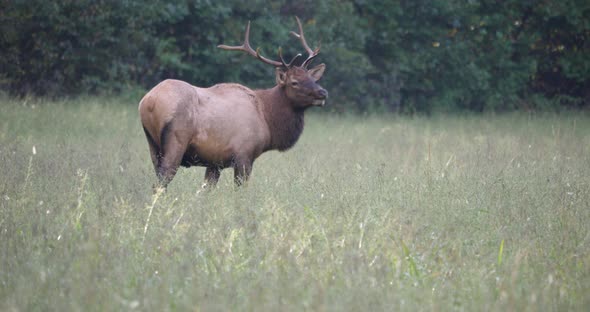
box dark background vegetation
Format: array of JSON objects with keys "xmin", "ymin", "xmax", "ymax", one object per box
[{"xmin": 1, "ymin": 0, "xmax": 589, "ymax": 113}]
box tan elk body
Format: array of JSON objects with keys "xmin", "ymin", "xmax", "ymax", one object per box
[{"xmin": 139, "ymin": 18, "xmax": 328, "ymax": 188}]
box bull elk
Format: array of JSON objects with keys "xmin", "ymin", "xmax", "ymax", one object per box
[{"xmin": 139, "ymin": 17, "xmax": 328, "ymax": 189}]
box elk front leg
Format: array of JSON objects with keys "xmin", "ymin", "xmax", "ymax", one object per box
[
  {"xmin": 233, "ymin": 157, "xmax": 253, "ymax": 186},
  {"xmin": 203, "ymin": 166, "xmax": 221, "ymax": 188}
]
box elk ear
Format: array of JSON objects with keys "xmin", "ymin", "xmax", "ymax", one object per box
[
  {"xmin": 275, "ymin": 68, "xmax": 287, "ymax": 86},
  {"xmin": 308, "ymin": 63, "xmax": 326, "ymax": 82}
]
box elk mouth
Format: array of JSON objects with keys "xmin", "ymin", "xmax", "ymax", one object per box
[
  {"xmin": 312, "ymin": 99, "xmax": 326, "ymax": 106},
  {"xmin": 311, "ymin": 89, "xmax": 328, "ymax": 106}
]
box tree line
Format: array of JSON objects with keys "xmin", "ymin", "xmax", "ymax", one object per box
[{"xmin": 1, "ymin": 0, "xmax": 588, "ymax": 112}]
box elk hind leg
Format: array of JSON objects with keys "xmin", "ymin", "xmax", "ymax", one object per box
[
  {"xmin": 156, "ymin": 122, "xmax": 185, "ymax": 189},
  {"xmin": 143, "ymin": 126, "xmax": 161, "ymax": 174}
]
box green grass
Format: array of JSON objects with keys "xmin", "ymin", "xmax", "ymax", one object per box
[{"xmin": 1, "ymin": 96, "xmax": 589, "ymax": 311}]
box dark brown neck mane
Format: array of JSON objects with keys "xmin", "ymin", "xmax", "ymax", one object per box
[{"xmin": 257, "ymin": 86, "xmax": 305, "ymax": 152}]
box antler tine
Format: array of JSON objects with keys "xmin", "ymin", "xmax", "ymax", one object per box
[
  {"xmin": 278, "ymin": 47, "xmax": 303, "ymax": 68},
  {"xmin": 218, "ymin": 21, "xmax": 284, "ymax": 67},
  {"xmin": 290, "ymin": 16, "xmax": 320, "ymax": 68}
]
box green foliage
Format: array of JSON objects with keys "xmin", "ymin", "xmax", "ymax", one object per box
[
  {"xmin": 0, "ymin": 0, "xmax": 588, "ymax": 111},
  {"xmin": 1, "ymin": 0, "xmax": 161, "ymax": 94}
]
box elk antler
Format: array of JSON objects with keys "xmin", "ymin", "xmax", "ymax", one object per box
[
  {"xmin": 278, "ymin": 47, "xmax": 302, "ymax": 68},
  {"xmin": 218, "ymin": 21, "xmax": 284, "ymax": 67},
  {"xmin": 218, "ymin": 18, "xmax": 320, "ymax": 69},
  {"xmin": 290, "ymin": 16, "xmax": 320, "ymax": 68},
  {"xmin": 217, "ymin": 21, "xmax": 301, "ymax": 68}
]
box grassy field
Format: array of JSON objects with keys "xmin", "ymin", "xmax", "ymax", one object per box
[{"xmin": 0, "ymin": 96, "xmax": 589, "ymax": 311}]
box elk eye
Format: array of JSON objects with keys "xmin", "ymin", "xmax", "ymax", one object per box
[{"xmin": 291, "ymin": 81, "xmax": 299, "ymax": 87}]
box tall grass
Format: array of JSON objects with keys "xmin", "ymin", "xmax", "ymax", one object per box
[{"xmin": 1, "ymin": 96, "xmax": 589, "ymax": 311}]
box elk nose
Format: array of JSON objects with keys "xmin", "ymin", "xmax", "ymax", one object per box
[{"xmin": 317, "ymin": 88, "xmax": 328, "ymax": 99}]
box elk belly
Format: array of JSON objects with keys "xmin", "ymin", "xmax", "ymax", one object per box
[{"xmin": 184, "ymin": 132, "xmax": 234, "ymax": 167}]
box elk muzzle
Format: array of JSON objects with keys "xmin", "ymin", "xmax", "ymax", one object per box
[{"xmin": 312, "ymin": 88, "xmax": 328, "ymax": 106}]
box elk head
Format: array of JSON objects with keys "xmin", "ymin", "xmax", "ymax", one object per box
[{"xmin": 218, "ymin": 17, "xmax": 328, "ymax": 110}]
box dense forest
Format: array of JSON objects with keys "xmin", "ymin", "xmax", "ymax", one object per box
[{"xmin": 1, "ymin": 0, "xmax": 589, "ymax": 112}]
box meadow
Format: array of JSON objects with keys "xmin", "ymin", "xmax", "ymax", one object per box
[{"xmin": 0, "ymin": 96, "xmax": 589, "ymax": 311}]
